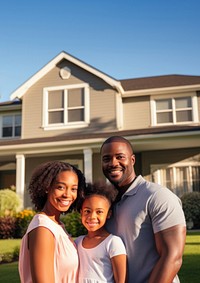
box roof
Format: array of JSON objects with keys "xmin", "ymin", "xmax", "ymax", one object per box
[
  {"xmin": 10, "ymin": 51, "xmax": 124, "ymax": 99},
  {"xmin": 0, "ymin": 100, "xmax": 21, "ymax": 107},
  {"xmin": 7, "ymin": 51, "xmax": 200, "ymax": 101},
  {"xmin": 120, "ymin": 75, "xmax": 200, "ymax": 91},
  {"xmin": 0, "ymin": 125, "xmax": 199, "ymax": 146}
]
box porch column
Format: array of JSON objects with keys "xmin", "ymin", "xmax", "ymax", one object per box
[
  {"xmin": 16, "ymin": 154, "xmax": 25, "ymax": 208},
  {"xmin": 83, "ymin": 148, "xmax": 93, "ymax": 183}
]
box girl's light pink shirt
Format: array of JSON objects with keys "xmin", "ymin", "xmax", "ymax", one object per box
[{"xmin": 19, "ymin": 214, "xmax": 79, "ymax": 283}]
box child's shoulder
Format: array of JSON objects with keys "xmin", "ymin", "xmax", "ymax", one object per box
[
  {"xmin": 74, "ymin": 234, "xmax": 85, "ymax": 245},
  {"xmin": 107, "ymin": 234, "xmax": 126, "ymax": 246}
]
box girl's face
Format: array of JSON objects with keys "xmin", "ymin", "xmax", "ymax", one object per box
[
  {"xmin": 47, "ymin": 170, "xmax": 78, "ymax": 213},
  {"xmin": 81, "ymin": 195, "xmax": 111, "ymax": 232}
]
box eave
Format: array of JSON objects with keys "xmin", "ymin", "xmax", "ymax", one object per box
[
  {"xmin": 122, "ymin": 84, "xmax": 200, "ymax": 97},
  {"xmin": 10, "ymin": 51, "xmax": 124, "ymax": 100},
  {"xmin": 0, "ymin": 126, "xmax": 199, "ymax": 161}
]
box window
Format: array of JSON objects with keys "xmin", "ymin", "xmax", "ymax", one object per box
[
  {"xmin": 151, "ymin": 94, "xmax": 198, "ymax": 125},
  {"xmin": 43, "ymin": 84, "xmax": 90, "ymax": 130},
  {"xmin": 151, "ymin": 162, "xmax": 200, "ymax": 197},
  {"xmin": 0, "ymin": 114, "xmax": 21, "ymax": 138}
]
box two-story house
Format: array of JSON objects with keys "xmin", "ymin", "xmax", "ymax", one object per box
[{"xmin": 0, "ymin": 51, "xmax": 200, "ymax": 208}]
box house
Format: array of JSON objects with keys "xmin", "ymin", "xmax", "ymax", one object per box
[{"xmin": 0, "ymin": 51, "xmax": 200, "ymax": 209}]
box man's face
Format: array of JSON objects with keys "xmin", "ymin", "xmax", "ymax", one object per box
[{"xmin": 101, "ymin": 141, "xmax": 135, "ymax": 188}]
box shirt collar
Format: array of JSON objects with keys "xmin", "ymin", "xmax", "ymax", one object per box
[{"xmin": 121, "ymin": 175, "xmax": 143, "ymax": 199}]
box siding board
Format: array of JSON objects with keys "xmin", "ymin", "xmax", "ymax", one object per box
[{"xmin": 123, "ymin": 96, "xmax": 150, "ymax": 129}]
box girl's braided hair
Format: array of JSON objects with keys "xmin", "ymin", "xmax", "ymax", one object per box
[{"xmin": 28, "ymin": 160, "xmax": 86, "ymax": 211}]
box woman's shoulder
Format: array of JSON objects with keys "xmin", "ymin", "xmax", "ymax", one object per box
[{"xmin": 26, "ymin": 214, "xmax": 58, "ymax": 235}]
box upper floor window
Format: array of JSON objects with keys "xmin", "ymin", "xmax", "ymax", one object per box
[
  {"xmin": 0, "ymin": 114, "xmax": 21, "ymax": 138},
  {"xmin": 151, "ymin": 94, "xmax": 198, "ymax": 126},
  {"xmin": 43, "ymin": 84, "xmax": 90, "ymax": 130}
]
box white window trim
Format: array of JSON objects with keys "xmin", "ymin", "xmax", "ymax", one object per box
[
  {"xmin": 150, "ymin": 92, "xmax": 199, "ymax": 126},
  {"xmin": 0, "ymin": 112, "xmax": 21, "ymax": 138},
  {"xmin": 42, "ymin": 83, "xmax": 90, "ymax": 130},
  {"xmin": 151, "ymin": 160, "xmax": 200, "ymax": 194}
]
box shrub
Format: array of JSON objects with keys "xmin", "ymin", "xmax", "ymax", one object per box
[
  {"xmin": 0, "ymin": 245, "xmax": 19, "ymax": 263},
  {"xmin": 61, "ymin": 211, "xmax": 87, "ymax": 237},
  {"xmin": 0, "ymin": 189, "xmax": 22, "ymax": 217},
  {"xmin": 181, "ymin": 192, "xmax": 200, "ymax": 229},
  {"xmin": 0, "ymin": 252, "xmax": 14, "ymax": 263},
  {"xmin": 12, "ymin": 245, "xmax": 20, "ymax": 261},
  {"xmin": 15, "ymin": 209, "xmax": 36, "ymax": 238},
  {"xmin": 0, "ymin": 216, "xmax": 16, "ymax": 239}
]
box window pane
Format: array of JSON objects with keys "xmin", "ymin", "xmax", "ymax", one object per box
[
  {"xmin": 3, "ymin": 127, "xmax": 12, "ymax": 137},
  {"xmin": 2, "ymin": 115, "xmax": 21, "ymax": 137},
  {"xmin": 176, "ymin": 167, "xmax": 189, "ymax": 195},
  {"xmin": 3, "ymin": 116, "xmax": 12, "ymax": 126},
  {"xmin": 156, "ymin": 99, "xmax": 172, "ymax": 110},
  {"xmin": 68, "ymin": 109, "xmax": 84, "ymax": 122},
  {"xmin": 176, "ymin": 110, "xmax": 192, "ymax": 122},
  {"xmin": 157, "ymin": 112, "xmax": 172, "ymax": 123},
  {"xmin": 15, "ymin": 114, "xmax": 21, "ymax": 126},
  {"xmin": 68, "ymin": 88, "xmax": 84, "ymax": 107},
  {"xmin": 161, "ymin": 168, "xmax": 173, "ymax": 190},
  {"xmin": 49, "ymin": 111, "xmax": 64, "ymax": 123},
  {"xmin": 15, "ymin": 126, "xmax": 21, "ymax": 136},
  {"xmin": 48, "ymin": 90, "xmax": 64, "ymax": 109},
  {"xmin": 175, "ymin": 97, "xmax": 191, "ymax": 108},
  {"xmin": 192, "ymin": 166, "xmax": 200, "ymax": 192}
]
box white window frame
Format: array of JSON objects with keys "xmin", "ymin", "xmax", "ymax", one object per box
[
  {"xmin": 42, "ymin": 83, "xmax": 90, "ymax": 130},
  {"xmin": 151, "ymin": 160, "xmax": 200, "ymax": 196},
  {"xmin": 150, "ymin": 93, "xmax": 198, "ymax": 126},
  {"xmin": 0, "ymin": 113, "xmax": 21, "ymax": 138}
]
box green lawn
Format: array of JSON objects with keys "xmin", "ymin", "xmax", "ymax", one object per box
[
  {"xmin": 0, "ymin": 232, "xmax": 199, "ymax": 283},
  {"xmin": 0, "ymin": 261, "xmax": 20, "ymax": 283},
  {"xmin": 0, "ymin": 239, "xmax": 21, "ymax": 254},
  {"xmin": 178, "ymin": 231, "xmax": 200, "ymax": 283}
]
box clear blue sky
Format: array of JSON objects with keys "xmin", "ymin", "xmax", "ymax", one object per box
[{"xmin": 0, "ymin": 0, "xmax": 200, "ymax": 102}]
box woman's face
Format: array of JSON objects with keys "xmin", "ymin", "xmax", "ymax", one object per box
[{"xmin": 47, "ymin": 170, "xmax": 78, "ymax": 213}]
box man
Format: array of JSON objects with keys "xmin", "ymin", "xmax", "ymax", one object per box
[{"xmin": 101, "ymin": 136, "xmax": 186, "ymax": 283}]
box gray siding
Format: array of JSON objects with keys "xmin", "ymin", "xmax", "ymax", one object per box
[
  {"xmin": 123, "ymin": 96, "xmax": 150, "ymax": 130},
  {"xmin": 22, "ymin": 61, "xmax": 117, "ymax": 139}
]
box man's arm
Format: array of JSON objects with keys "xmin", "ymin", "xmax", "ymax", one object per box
[{"xmin": 148, "ymin": 224, "xmax": 186, "ymax": 283}]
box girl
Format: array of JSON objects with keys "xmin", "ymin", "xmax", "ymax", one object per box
[{"xmin": 75, "ymin": 181, "xmax": 127, "ymax": 283}]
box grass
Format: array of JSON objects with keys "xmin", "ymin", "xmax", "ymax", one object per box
[
  {"xmin": 0, "ymin": 261, "xmax": 20, "ymax": 283},
  {"xmin": 0, "ymin": 239, "xmax": 21, "ymax": 283},
  {"xmin": 178, "ymin": 231, "xmax": 200, "ymax": 283},
  {"xmin": 0, "ymin": 239, "xmax": 21, "ymax": 254},
  {"xmin": 0, "ymin": 232, "xmax": 199, "ymax": 283}
]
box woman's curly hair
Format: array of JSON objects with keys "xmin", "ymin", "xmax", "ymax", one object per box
[
  {"xmin": 28, "ymin": 160, "xmax": 86, "ymax": 211},
  {"xmin": 77, "ymin": 180, "xmax": 118, "ymax": 212}
]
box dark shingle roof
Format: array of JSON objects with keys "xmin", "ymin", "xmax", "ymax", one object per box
[
  {"xmin": 120, "ymin": 75, "xmax": 200, "ymax": 91},
  {"xmin": 0, "ymin": 100, "xmax": 22, "ymax": 106}
]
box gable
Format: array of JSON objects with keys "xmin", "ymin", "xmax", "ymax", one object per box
[{"xmin": 10, "ymin": 51, "xmax": 123, "ymax": 100}]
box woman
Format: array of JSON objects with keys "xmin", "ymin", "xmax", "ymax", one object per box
[{"xmin": 19, "ymin": 160, "xmax": 86, "ymax": 283}]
